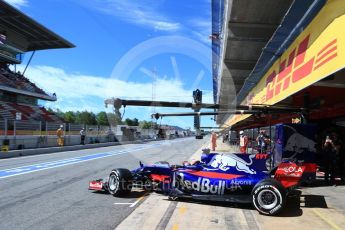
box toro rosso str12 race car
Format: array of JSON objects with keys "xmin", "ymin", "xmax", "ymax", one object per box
[{"xmin": 89, "ymin": 152, "xmax": 311, "ymax": 215}]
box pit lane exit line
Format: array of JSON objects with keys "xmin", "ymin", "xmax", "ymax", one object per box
[
  {"xmin": 130, "ymin": 195, "xmax": 145, "ymax": 207},
  {"xmin": 114, "ymin": 194, "xmax": 146, "ymax": 207},
  {"xmin": 0, "ymin": 138, "xmax": 190, "ymax": 179}
]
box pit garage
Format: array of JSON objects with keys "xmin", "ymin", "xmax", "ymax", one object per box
[
  {"xmin": 118, "ymin": 1, "xmax": 345, "ymax": 229},
  {"xmin": 214, "ymin": 0, "xmax": 345, "ymax": 174}
]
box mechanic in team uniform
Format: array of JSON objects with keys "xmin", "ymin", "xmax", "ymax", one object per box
[{"xmin": 256, "ymin": 130, "xmax": 269, "ymax": 153}]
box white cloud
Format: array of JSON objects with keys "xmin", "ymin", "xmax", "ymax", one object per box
[
  {"xmin": 4, "ymin": 0, "xmax": 28, "ymax": 8},
  {"xmin": 22, "ymin": 65, "xmax": 213, "ymax": 114},
  {"xmin": 192, "ymin": 31, "xmax": 211, "ymax": 45},
  {"xmin": 188, "ymin": 19, "xmax": 211, "ymax": 45},
  {"xmin": 20, "ymin": 64, "xmax": 215, "ymax": 128},
  {"xmin": 78, "ymin": 0, "xmax": 212, "ymax": 44},
  {"xmin": 86, "ymin": 0, "xmax": 180, "ymax": 32}
]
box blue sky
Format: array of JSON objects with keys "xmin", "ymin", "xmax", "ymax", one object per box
[{"xmin": 6, "ymin": 0, "xmax": 216, "ymax": 129}]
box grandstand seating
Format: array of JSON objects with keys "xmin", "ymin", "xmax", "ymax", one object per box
[
  {"xmin": 0, "ymin": 65, "xmax": 63, "ymax": 123},
  {"xmin": 0, "ymin": 100, "xmax": 61, "ymax": 122},
  {"xmin": 0, "ymin": 67, "xmax": 48, "ymax": 96}
]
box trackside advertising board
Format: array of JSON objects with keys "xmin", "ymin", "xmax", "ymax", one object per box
[{"xmin": 226, "ymin": 0, "xmax": 345, "ymax": 127}]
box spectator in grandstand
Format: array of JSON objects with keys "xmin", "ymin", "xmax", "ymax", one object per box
[
  {"xmin": 80, "ymin": 128, "xmax": 86, "ymax": 145},
  {"xmin": 56, "ymin": 125, "xmax": 64, "ymax": 147}
]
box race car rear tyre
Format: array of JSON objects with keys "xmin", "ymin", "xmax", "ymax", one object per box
[
  {"xmin": 108, "ymin": 168, "xmax": 132, "ymax": 196},
  {"xmin": 252, "ymin": 178, "xmax": 286, "ymax": 216}
]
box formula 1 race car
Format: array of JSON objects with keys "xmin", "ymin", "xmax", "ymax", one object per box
[{"xmin": 89, "ymin": 152, "xmax": 313, "ymax": 215}]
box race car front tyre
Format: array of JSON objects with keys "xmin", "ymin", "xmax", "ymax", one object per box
[
  {"xmin": 108, "ymin": 168, "xmax": 132, "ymax": 196},
  {"xmin": 252, "ymin": 178, "xmax": 286, "ymax": 216}
]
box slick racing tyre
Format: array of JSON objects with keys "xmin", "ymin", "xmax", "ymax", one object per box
[
  {"xmin": 108, "ymin": 168, "xmax": 132, "ymax": 196},
  {"xmin": 252, "ymin": 178, "xmax": 286, "ymax": 216}
]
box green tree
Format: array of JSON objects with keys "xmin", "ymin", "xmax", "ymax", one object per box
[
  {"xmin": 63, "ymin": 111, "xmax": 76, "ymax": 123},
  {"xmin": 132, "ymin": 118, "xmax": 139, "ymax": 126},
  {"xmin": 125, "ymin": 118, "xmax": 139, "ymax": 126},
  {"xmin": 139, "ymin": 120, "xmax": 155, "ymax": 129},
  {"xmin": 89, "ymin": 112, "xmax": 97, "ymax": 125},
  {"xmin": 74, "ymin": 111, "xmax": 81, "ymax": 123},
  {"xmin": 139, "ymin": 120, "xmax": 149, "ymax": 129},
  {"xmin": 46, "ymin": 109, "xmax": 124, "ymax": 126},
  {"xmin": 124, "ymin": 118, "xmax": 133, "ymax": 126},
  {"xmin": 107, "ymin": 112, "xmax": 123, "ymax": 126},
  {"xmin": 96, "ymin": 111, "xmax": 109, "ymax": 126},
  {"xmin": 76, "ymin": 111, "xmax": 97, "ymax": 125},
  {"xmin": 54, "ymin": 108, "xmax": 65, "ymax": 120}
]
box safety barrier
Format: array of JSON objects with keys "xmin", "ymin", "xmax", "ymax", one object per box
[{"xmin": 0, "ymin": 119, "xmax": 120, "ymax": 151}]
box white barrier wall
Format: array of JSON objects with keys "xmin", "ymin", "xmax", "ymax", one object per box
[{"xmin": 0, "ymin": 134, "xmax": 122, "ymax": 150}]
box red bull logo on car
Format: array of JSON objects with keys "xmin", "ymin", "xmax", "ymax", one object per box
[
  {"xmin": 178, "ymin": 173, "xmax": 226, "ymax": 195},
  {"xmin": 208, "ymin": 154, "xmax": 257, "ymax": 174}
]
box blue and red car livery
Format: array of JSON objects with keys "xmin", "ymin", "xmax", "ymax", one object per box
[{"xmin": 89, "ymin": 152, "xmax": 312, "ymax": 215}]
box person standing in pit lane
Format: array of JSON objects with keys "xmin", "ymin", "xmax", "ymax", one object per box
[
  {"xmin": 80, "ymin": 128, "xmax": 86, "ymax": 145},
  {"xmin": 323, "ymin": 132, "xmax": 342, "ymax": 185},
  {"xmin": 56, "ymin": 125, "xmax": 64, "ymax": 147},
  {"xmin": 239, "ymin": 131, "xmax": 248, "ymax": 153},
  {"xmin": 222, "ymin": 133, "xmax": 227, "ymax": 143},
  {"xmin": 256, "ymin": 130, "xmax": 269, "ymax": 153},
  {"xmin": 211, "ymin": 131, "xmax": 217, "ymax": 151}
]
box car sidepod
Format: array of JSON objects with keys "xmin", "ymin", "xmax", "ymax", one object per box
[{"xmin": 171, "ymin": 159, "xmax": 269, "ymax": 204}]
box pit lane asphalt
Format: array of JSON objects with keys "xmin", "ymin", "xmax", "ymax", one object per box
[{"xmin": 0, "ymin": 137, "xmax": 207, "ymax": 230}]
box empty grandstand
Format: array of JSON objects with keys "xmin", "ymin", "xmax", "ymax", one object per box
[
  {"xmin": 0, "ymin": 0, "xmax": 76, "ymax": 150},
  {"xmin": 0, "ymin": 0, "xmax": 74, "ymax": 123}
]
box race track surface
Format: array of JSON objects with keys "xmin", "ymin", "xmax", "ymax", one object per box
[{"xmin": 0, "ymin": 137, "xmax": 206, "ymax": 230}]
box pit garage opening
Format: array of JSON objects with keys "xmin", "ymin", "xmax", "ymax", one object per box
[{"xmin": 214, "ymin": 0, "xmax": 345, "ymax": 184}]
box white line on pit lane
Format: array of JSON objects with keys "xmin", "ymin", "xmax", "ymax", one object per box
[
  {"xmin": 0, "ymin": 138, "xmax": 192, "ymax": 179},
  {"xmin": 114, "ymin": 194, "xmax": 146, "ymax": 207},
  {"xmin": 0, "ymin": 138, "xmax": 189, "ymax": 171},
  {"xmin": 129, "ymin": 197, "xmax": 143, "ymax": 207},
  {"xmin": 0, "ymin": 138, "xmax": 189, "ymax": 162}
]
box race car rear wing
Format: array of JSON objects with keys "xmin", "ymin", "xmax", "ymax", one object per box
[{"xmin": 274, "ymin": 162, "xmax": 316, "ymax": 188}]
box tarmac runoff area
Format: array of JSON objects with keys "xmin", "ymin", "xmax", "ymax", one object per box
[{"xmin": 116, "ymin": 138, "xmax": 345, "ymax": 230}]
